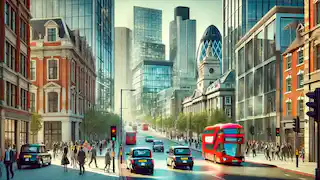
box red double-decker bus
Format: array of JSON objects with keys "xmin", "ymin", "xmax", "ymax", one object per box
[
  {"xmin": 142, "ymin": 124, "xmax": 148, "ymax": 131},
  {"xmin": 126, "ymin": 131, "xmax": 137, "ymax": 145},
  {"xmin": 202, "ymin": 123, "xmax": 245, "ymax": 165}
]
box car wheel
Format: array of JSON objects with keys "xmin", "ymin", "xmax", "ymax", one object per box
[
  {"xmin": 48, "ymin": 161, "xmax": 51, "ymax": 166},
  {"xmin": 171, "ymin": 161, "xmax": 175, "ymax": 169},
  {"xmin": 189, "ymin": 165, "xmax": 193, "ymax": 170},
  {"xmin": 38, "ymin": 161, "xmax": 43, "ymax": 168},
  {"xmin": 150, "ymin": 169, "xmax": 154, "ymax": 175}
]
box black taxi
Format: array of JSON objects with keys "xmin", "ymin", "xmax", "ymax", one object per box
[
  {"xmin": 17, "ymin": 144, "xmax": 51, "ymax": 169},
  {"xmin": 166, "ymin": 146, "xmax": 194, "ymax": 170},
  {"xmin": 126, "ymin": 147, "xmax": 154, "ymax": 174}
]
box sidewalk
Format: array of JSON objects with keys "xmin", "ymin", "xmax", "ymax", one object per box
[
  {"xmin": 245, "ymin": 153, "xmax": 316, "ymax": 177},
  {"xmin": 151, "ymin": 129, "xmax": 316, "ymax": 177}
]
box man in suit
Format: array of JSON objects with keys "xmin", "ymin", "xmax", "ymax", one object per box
[
  {"xmin": 77, "ymin": 146, "xmax": 86, "ymax": 175},
  {"xmin": 4, "ymin": 145, "xmax": 14, "ymax": 180},
  {"xmin": 88, "ymin": 145, "xmax": 98, "ymax": 168}
]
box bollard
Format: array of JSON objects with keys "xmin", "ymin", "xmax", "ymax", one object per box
[{"xmin": 295, "ymin": 149, "xmax": 299, "ymax": 168}]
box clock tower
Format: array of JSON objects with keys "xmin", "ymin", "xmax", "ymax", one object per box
[{"xmin": 197, "ymin": 41, "xmax": 221, "ymax": 93}]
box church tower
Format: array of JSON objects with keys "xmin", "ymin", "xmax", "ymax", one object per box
[{"xmin": 197, "ymin": 41, "xmax": 221, "ymax": 93}]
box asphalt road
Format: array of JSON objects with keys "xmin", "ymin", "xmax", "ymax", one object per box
[{"xmin": 121, "ymin": 127, "xmax": 314, "ymax": 180}]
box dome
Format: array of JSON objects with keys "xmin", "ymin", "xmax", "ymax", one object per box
[{"xmin": 196, "ymin": 25, "xmax": 222, "ymax": 68}]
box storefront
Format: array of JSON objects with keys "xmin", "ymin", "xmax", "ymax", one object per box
[{"xmin": 44, "ymin": 121, "xmax": 62, "ymax": 148}]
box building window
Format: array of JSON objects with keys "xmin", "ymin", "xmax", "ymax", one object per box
[
  {"xmin": 224, "ymin": 107, "xmax": 232, "ymax": 118},
  {"xmin": 20, "ymin": 19, "xmax": 27, "ymax": 42},
  {"xmin": 5, "ymin": 3, "xmax": 9, "ymax": 26},
  {"xmin": 286, "ymin": 102, "xmax": 292, "ymax": 116},
  {"xmin": 297, "ymin": 73, "xmax": 303, "ymax": 89},
  {"xmin": 297, "ymin": 99, "xmax": 304, "ymax": 116},
  {"xmin": 317, "ymin": 2, "xmax": 320, "ymax": 25},
  {"xmin": 20, "ymin": 121, "xmax": 28, "ymax": 146},
  {"xmin": 10, "ymin": 8, "xmax": 16, "ymax": 32},
  {"xmin": 30, "ymin": 60, "xmax": 36, "ymax": 81},
  {"xmin": 48, "ymin": 92, "xmax": 58, "ymax": 112},
  {"xmin": 286, "ymin": 55, "xmax": 292, "ymax": 69},
  {"xmin": 225, "ymin": 96, "xmax": 231, "ymax": 105},
  {"xmin": 20, "ymin": 53, "xmax": 27, "ymax": 78},
  {"xmin": 30, "ymin": 92, "xmax": 36, "ymax": 112},
  {"xmin": 6, "ymin": 82, "xmax": 16, "ymax": 108},
  {"xmin": 5, "ymin": 41, "xmax": 16, "ymax": 71},
  {"xmin": 316, "ymin": 46, "xmax": 320, "ymax": 70},
  {"xmin": 4, "ymin": 120, "xmax": 16, "ymax": 148},
  {"xmin": 298, "ymin": 49, "xmax": 303, "ymax": 65},
  {"xmin": 286, "ymin": 78, "xmax": 292, "ymax": 92},
  {"xmin": 20, "ymin": 89, "xmax": 28, "ymax": 111},
  {"xmin": 71, "ymin": 61, "xmax": 75, "ymax": 82},
  {"xmin": 48, "ymin": 59, "xmax": 58, "ymax": 80},
  {"xmin": 44, "ymin": 121, "xmax": 62, "ymax": 149},
  {"xmin": 47, "ymin": 28, "xmax": 56, "ymax": 42}
]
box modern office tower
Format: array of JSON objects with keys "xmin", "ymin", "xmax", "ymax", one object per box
[
  {"xmin": 197, "ymin": 25, "xmax": 222, "ymax": 75},
  {"xmin": 1, "ymin": 0, "xmax": 32, "ymax": 152},
  {"xmin": 132, "ymin": 7, "xmax": 168, "ymax": 118},
  {"xmin": 222, "ymin": 0, "xmax": 304, "ymax": 73},
  {"xmin": 235, "ymin": 6, "xmax": 303, "ymax": 144},
  {"xmin": 30, "ymin": 0, "xmax": 115, "ymax": 111},
  {"xmin": 169, "ymin": 6, "xmax": 197, "ymax": 90},
  {"xmin": 114, "ymin": 27, "xmax": 133, "ymax": 121}
]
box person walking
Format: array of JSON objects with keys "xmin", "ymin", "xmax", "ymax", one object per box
[
  {"xmin": 89, "ymin": 146, "xmax": 98, "ymax": 168},
  {"xmin": 61, "ymin": 145, "xmax": 70, "ymax": 172},
  {"xmin": 71, "ymin": 143, "xmax": 78, "ymax": 168},
  {"xmin": 78, "ymin": 146, "xmax": 86, "ymax": 175},
  {"xmin": 300, "ymin": 146, "xmax": 305, "ymax": 162},
  {"xmin": 99, "ymin": 143, "xmax": 103, "ymax": 155},
  {"xmin": 4, "ymin": 145, "xmax": 14, "ymax": 180},
  {"xmin": 104, "ymin": 148, "xmax": 111, "ymax": 172}
]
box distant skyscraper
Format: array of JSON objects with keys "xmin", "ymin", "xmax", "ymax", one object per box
[
  {"xmin": 132, "ymin": 6, "xmax": 168, "ymax": 118},
  {"xmin": 114, "ymin": 27, "xmax": 133, "ymax": 121},
  {"xmin": 170, "ymin": 7, "xmax": 196, "ymax": 90},
  {"xmin": 222, "ymin": 0, "xmax": 304, "ymax": 73},
  {"xmin": 30, "ymin": 0, "xmax": 115, "ymax": 111}
]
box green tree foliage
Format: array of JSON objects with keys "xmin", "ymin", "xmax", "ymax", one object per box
[
  {"xmin": 81, "ymin": 109, "xmax": 120, "ymax": 140},
  {"xmin": 208, "ymin": 108, "xmax": 232, "ymax": 126},
  {"xmin": 176, "ymin": 113, "xmax": 187, "ymax": 132},
  {"xmin": 163, "ymin": 116, "xmax": 175, "ymax": 130},
  {"xmin": 191, "ymin": 112, "xmax": 208, "ymax": 136},
  {"xmin": 30, "ymin": 113, "xmax": 43, "ymax": 142}
]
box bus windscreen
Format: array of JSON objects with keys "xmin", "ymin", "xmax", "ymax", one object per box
[
  {"xmin": 223, "ymin": 128, "xmax": 240, "ymax": 134},
  {"xmin": 224, "ymin": 144, "xmax": 243, "ymax": 157}
]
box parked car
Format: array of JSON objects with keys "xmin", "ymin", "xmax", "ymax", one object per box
[
  {"xmin": 166, "ymin": 146, "xmax": 193, "ymax": 170},
  {"xmin": 126, "ymin": 147, "xmax": 154, "ymax": 174},
  {"xmin": 152, "ymin": 140, "xmax": 164, "ymax": 152},
  {"xmin": 145, "ymin": 136, "xmax": 154, "ymax": 142},
  {"xmin": 17, "ymin": 144, "xmax": 51, "ymax": 169}
]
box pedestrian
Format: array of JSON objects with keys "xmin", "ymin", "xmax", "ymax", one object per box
[
  {"xmin": 89, "ymin": 145, "xmax": 98, "ymax": 168},
  {"xmin": 71, "ymin": 143, "xmax": 78, "ymax": 168},
  {"xmin": 104, "ymin": 148, "xmax": 111, "ymax": 172},
  {"xmin": 252, "ymin": 142, "xmax": 257, "ymax": 158},
  {"xmin": 53, "ymin": 142, "xmax": 57, "ymax": 159},
  {"xmin": 11, "ymin": 144, "xmax": 17, "ymax": 170},
  {"xmin": 61, "ymin": 145, "xmax": 70, "ymax": 172},
  {"xmin": 99, "ymin": 143, "xmax": 103, "ymax": 155},
  {"xmin": 276, "ymin": 143, "xmax": 281, "ymax": 160},
  {"xmin": 78, "ymin": 146, "xmax": 86, "ymax": 175},
  {"xmin": 4, "ymin": 145, "xmax": 14, "ymax": 180},
  {"xmin": 300, "ymin": 146, "xmax": 305, "ymax": 162}
]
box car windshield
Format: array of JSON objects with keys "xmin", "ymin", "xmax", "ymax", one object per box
[
  {"xmin": 21, "ymin": 145, "xmax": 39, "ymax": 153},
  {"xmin": 174, "ymin": 148, "xmax": 190, "ymax": 155},
  {"xmin": 133, "ymin": 149, "xmax": 151, "ymax": 157},
  {"xmin": 154, "ymin": 141, "xmax": 163, "ymax": 145},
  {"xmin": 224, "ymin": 143, "xmax": 243, "ymax": 157}
]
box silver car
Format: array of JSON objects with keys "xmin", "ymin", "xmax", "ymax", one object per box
[{"xmin": 152, "ymin": 140, "xmax": 164, "ymax": 152}]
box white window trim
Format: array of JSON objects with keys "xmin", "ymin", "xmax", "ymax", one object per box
[
  {"xmin": 29, "ymin": 85, "xmax": 38, "ymax": 112},
  {"xmin": 286, "ymin": 98, "xmax": 292, "ymax": 103},
  {"xmin": 46, "ymin": 27, "xmax": 59, "ymax": 42},
  {"xmin": 43, "ymin": 82, "xmax": 61, "ymax": 113},
  {"xmin": 297, "ymin": 47, "xmax": 303, "ymax": 52},
  {"xmin": 297, "ymin": 70, "xmax": 304, "ymax": 75},
  {"xmin": 286, "ymin": 75, "xmax": 292, "ymax": 79},
  {"xmin": 224, "ymin": 96, "xmax": 231, "ymax": 105},
  {"xmin": 31, "ymin": 60, "xmax": 36, "ymax": 81},
  {"xmin": 47, "ymin": 58, "xmax": 59, "ymax": 81},
  {"xmin": 297, "ymin": 96, "xmax": 304, "ymax": 100},
  {"xmin": 285, "ymin": 53, "xmax": 292, "ymax": 58}
]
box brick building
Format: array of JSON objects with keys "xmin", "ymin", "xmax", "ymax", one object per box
[
  {"xmin": 30, "ymin": 18, "xmax": 96, "ymax": 147},
  {"xmin": 0, "ymin": 0, "xmax": 32, "ymax": 153}
]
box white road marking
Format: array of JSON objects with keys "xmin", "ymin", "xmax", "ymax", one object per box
[
  {"xmin": 298, "ymin": 178, "xmax": 306, "ymax": 180},
  {"xmin": 284, "ymin": 174, "xmax": 290, "ymax": 176}
]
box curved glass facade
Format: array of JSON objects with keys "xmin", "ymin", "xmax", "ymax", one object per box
[
  {"xmin": 196, "ymin": 25, "xmax": 222, "ymax": 69},
  {"xmin": 31, "ymin": 0, "xmax": 114, "ymax": 111}
]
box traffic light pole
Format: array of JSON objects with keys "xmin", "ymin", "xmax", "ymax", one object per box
[{"xmin": 316, "ymin": 120, "xmax": 320, "ymax": 179}]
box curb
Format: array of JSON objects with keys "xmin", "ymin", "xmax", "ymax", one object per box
[{"xmin": 245, "ymin": 160, "xmax": 315, "ymax": 178}]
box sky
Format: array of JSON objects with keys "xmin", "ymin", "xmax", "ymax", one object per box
[{"xmin": 115, "ymin": 0, "xmax": 223, "ymax": 59}]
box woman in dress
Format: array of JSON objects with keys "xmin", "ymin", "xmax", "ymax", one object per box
[{"xmin": 61, "ymin": 145, "xmax": 70, "ymax": 172}]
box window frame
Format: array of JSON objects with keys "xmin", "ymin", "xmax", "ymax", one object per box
[
  {"xmin": 286, "ymin": 101, "xmax": 292, "ymax": 116},
  {"xmin": 47, "ymin": 27, "xmax": 57, "ymax": 42},
  {"xmin": 286, "ymin": 76, "xmax": 292, "ymax": 92},
  {"xmin": 297, "ymin": 99, "xmax": 304, "ymax": 116},
  {"xmin": 297, "ymin": 48, "xmax": 304, "ymax": 65},
  {"xmin": 30, "ymin": 92, "xmax": 36, "ymax": 112},
  {"xmin": 47, "ymin": 59, "xmax": 59, "ymax": 80},
  {"xmin": 224, "ymin": 96, "xmax": 232, "ymax": 105},
  {"xmin": 286, "ymin": 54, "xmax": 292, "ymax": 70},
  {"xmin": 47, "ymin": 92, "xmax": 59, "ymax": 113},
  {"xmin": 297, "ymin": 72, "xmax": 304, "ymax": 89},
  {"xmin": 30, "ymin": 60, "xmax": 36, "ymax": 81},
  {"xmin": 20, "ymin": 53, "xmax": 27, "ymax": 78},
  {"xmin": 5, "ymin": 2, "xmax": 9, "ymax": 26}
]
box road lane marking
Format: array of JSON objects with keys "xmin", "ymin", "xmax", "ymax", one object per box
[
  {"xmin": 298, "ymin": 178, "xmax": 306, "ymax": 180},
  {"xmin": 284, "ymin": 174, "xmax": 290, "ymax": 176}
]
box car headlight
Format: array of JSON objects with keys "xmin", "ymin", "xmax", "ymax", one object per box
[{"xmin": 223, "ymin": 157, "xmax": 227, "ymax": 161}]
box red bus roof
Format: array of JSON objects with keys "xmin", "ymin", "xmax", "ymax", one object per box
[{"xmin": 204, "ymin": 123, "xmax": 243, "ymax": 130}]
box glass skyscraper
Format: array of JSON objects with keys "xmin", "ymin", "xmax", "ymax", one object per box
[
  {"xmin": 132, "ymin": 6, "xmax": 169, "ymax": 118},
  {"xmin": 223, "ymin": 0, "xmax": 304, "ymax": 73},
  {"xmin": 169, "ymin": 7, "xmax": 197, "ymax": 90},
  {"xmin": 31, "ymin": 0, "xmax": 115, "ymax": 111}
]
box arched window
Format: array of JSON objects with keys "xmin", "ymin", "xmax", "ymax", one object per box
[{"xmin": 48, "ymin": 92, "xmax": 58, "ymax": 112}]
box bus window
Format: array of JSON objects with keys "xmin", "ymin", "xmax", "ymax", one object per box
[
  {"xmin": 216, "ymin": 143, "xmax": 224, "ymax": 152},
  {"xmin": 223, "ymin": 128, "xmax": 240, "ymax": 134},
  {"xmin": 205, "ymin": 144, "xmax": 214, "ymax": 150},
  {"xmin": 203, "ymin": 130, "xmax": 215, "ymax": 134}
]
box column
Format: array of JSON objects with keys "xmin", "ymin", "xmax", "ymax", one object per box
[
  {"xmin": 16, "ymin": 121, "xmax": 21, "ymax": 153},
  {"xmin": 39, "ymin": 88, "xmax": 44, "ymax": 113},
  {"xmin": 37, "ymin": 121, "xmax": 44, "ymax": 144},
  {"xmin": 75, "ymin": 122, "xmax": 80, "ymax": 141},
  {"xmin": 0, "ymin": 109, "xmax": 5, "ymax": 158},
  {"xmin": 61, "ymin": 120, "xmax": 71, "ymax": 142},
  {"xmin": 61, "ymin": 87, "xmax": 66, "ymax": 113}
]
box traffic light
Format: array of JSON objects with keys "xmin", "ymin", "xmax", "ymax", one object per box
[
  {"xmin": 292, "ymin": 116, "xmax": 300, "ymax": 133},
  {"xmin": 306, "ymin": 88, "xmax": 320, "ymax": 122},
  {"xmin": 276, "ymin": 128, "xmax": 280, "ymax": 137},
  {"xmin": 111, "ymin": 126, "xmax": 117, "ymax": 141}
]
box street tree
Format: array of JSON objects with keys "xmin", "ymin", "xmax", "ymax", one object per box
[
  {"xmin": 176, "ymin": 113, "xmax": 187, "ymax": 133},
  {"xmin": 30, "ymin": 113, "xmax": 43, "ymax": 143},
  {"xmin": 208, "ymin": 108, "xmax": 232, "ymax": 126}
]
